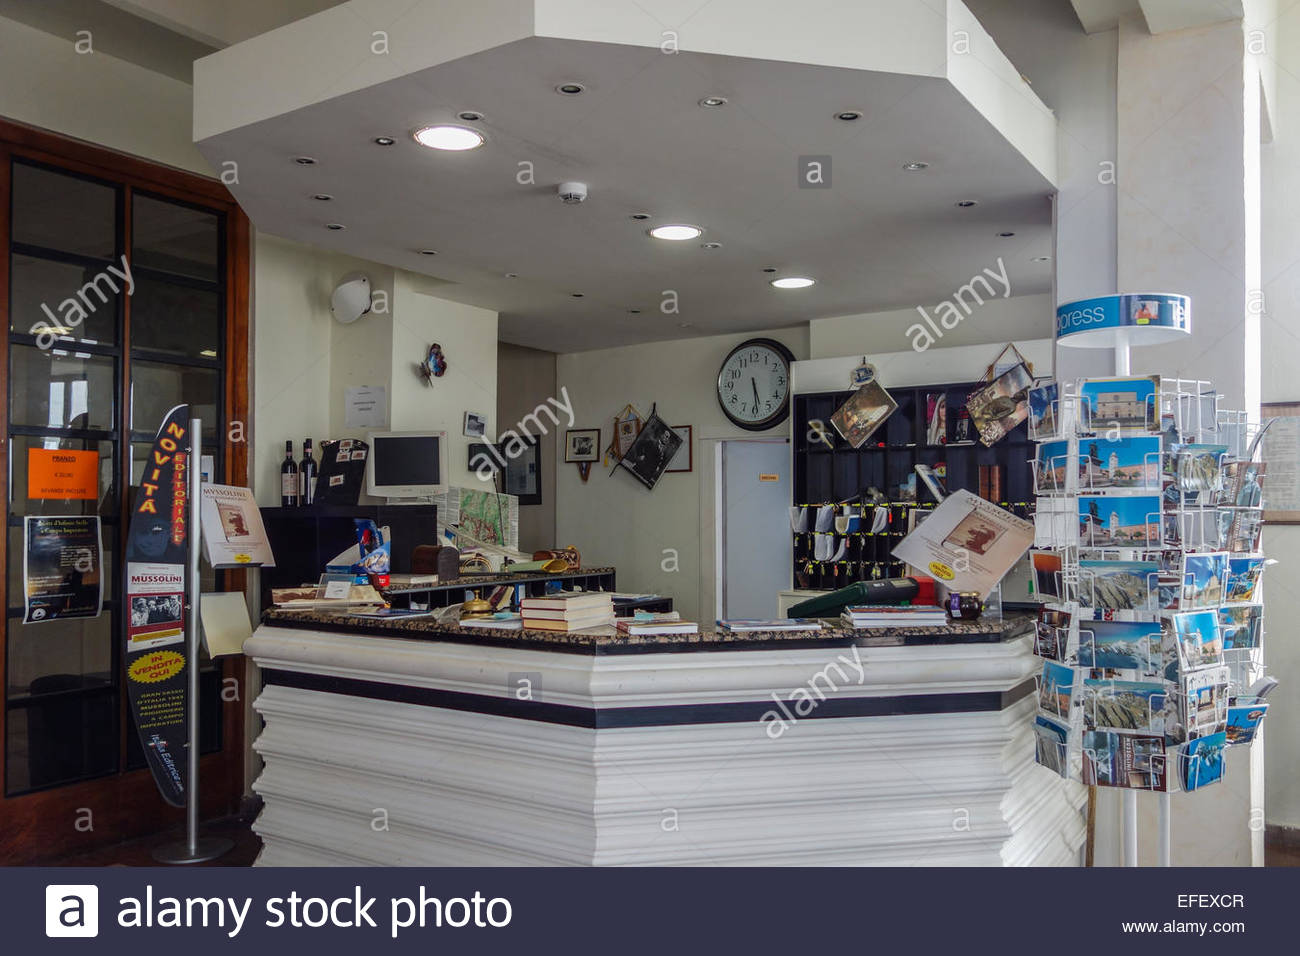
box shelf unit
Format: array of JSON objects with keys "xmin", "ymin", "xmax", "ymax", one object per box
[
  {"xmin": 791, "ymin": 381, "xmax": 1035, "ymax": 590},
  {"xmin": 383, "ymin": 567, "xmax": 618, "ymax": 611}
]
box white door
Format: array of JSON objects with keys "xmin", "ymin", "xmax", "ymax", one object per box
[{"xmin": 720, "ymin": 440, "xmax": 790, "ymax": 619}]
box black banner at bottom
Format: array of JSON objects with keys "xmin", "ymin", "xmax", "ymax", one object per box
[{"xmin": 12, "ymin": 866, "xmax": 1295, "ymax": 951}]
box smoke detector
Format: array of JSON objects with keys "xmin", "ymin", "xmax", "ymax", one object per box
[{"xmin": 557, "ymin": 181, "xmax": 588, "ymax": 204}]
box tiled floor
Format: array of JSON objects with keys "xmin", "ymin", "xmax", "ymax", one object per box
[{"xmin": 45, "ymin": 816, "xmax": 261, "ymax": 867}]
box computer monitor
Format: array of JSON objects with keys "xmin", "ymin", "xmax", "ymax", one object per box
[{"xmin": 366, "ymin": 430, "xmax": 447, "ymax": 499}]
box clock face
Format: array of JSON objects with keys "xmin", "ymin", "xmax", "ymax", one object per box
[{"xmin": 717, "ymin": 338, "xmax": 792, "ymax": 430}]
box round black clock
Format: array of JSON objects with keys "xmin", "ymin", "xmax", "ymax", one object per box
[{"xmin": 717, "ymin": 337, "xmax": 794, "ymax": 430}]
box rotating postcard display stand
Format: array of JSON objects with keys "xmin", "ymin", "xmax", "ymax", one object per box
[{"xmin": 1029, "ymin": 294, "xmax": 1271, "ymax": 867}]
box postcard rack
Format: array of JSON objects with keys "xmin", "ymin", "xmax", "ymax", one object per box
[{"xmin": 1029, "ymin": 369, "xmax": 1271, "ymax": 863}]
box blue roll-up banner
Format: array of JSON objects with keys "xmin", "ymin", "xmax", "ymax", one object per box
[
  {"xmin": 123, "ymin": 404, "xmax": 192, "ymax": 807},
  {"xmin": 1056, "ymin": 293, "xmax": 1191, "ymax": 348}
]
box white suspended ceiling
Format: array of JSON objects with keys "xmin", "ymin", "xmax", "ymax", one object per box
[{"xmin": 194, "ymin": 0, "xmax": 1059, "ymax": 352}]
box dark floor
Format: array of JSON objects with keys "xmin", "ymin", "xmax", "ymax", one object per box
[{"xmin": 47, "ymin": 816, "xmax": 261, "ymax": 867}]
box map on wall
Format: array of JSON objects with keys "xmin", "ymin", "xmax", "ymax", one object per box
[{"xmin": 437, "ymin": 487, "xmax": 520, "ymax": 550}]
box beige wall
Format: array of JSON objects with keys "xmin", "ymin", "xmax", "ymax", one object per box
[{"xmin": 497, "ymin": 343, "xmax": 559, "ymax": 552}]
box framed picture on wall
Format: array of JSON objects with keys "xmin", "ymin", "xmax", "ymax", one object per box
[
  {"xmin": 463, "ymin": 411, "xmax": 487, "ymax": 438},
  {"xmin": 565, "ymin": 428, "xmax": 601, "ymax": 462},
  {"xmin": 665, "ymin": 425, "xmax": 693, "ymax": 473},
  {"xmin": 502, "ymin": 436, "xmax": 542, "ymax": 505}
]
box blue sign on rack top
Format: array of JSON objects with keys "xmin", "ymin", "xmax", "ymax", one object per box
[{"xmin": 1056, "ymin": 293, "xmax": 1191, "ymax": 348}]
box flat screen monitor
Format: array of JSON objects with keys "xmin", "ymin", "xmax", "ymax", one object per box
[{"xmin": 366, "ymin": 431, "xmax": 447, "ymax": 499}]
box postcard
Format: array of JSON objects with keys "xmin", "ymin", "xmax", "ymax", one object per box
[
  {"xmin": 830, "ymin": 380, "xmax": 899, "ymax": 448},
  {"xmin": 1031, "ymin": 550, "xmax": 1063, "ymax": 600},
  {"xmin": 1078, "ymin": 495, "xmax": 1161, "ymax": 547},
  {"xmin": 1181, "ymin": 552, "xmax": 1228, "ymax": 608},
  {"xmin": 1034, "ymin": 715, "xmax": 1071, "ymax": 778},
  {"xmin": 1182, "ymin": 665, "xmax": 1231, "ymax": 738},
  {"xmin": 1159, "ymin": 622, "xmax": 1180, "ymax": 683},
  {"xmin": 926, "ymin": 393, "xmax": 947, "ymax": 445},
  {"xmin": 1218, "ymin": 604, "xmax": 1262, "ymax": 650},
  {"xmin": 1078, "ymin": 560, "xmax": 1158, "ymax": 612},
  {"xmin": 1224, "ymin": 557, "xmax": 1264, "ymax": 604},
  {"xmin": 1039, "ymin": 660, "xmax": 1078, "ymax": 721},
  {"xmin": 1173, "ymin": 444, "xmax": 1227, "ymax": 495},
  {"xmin": 1180, "ymin": 732, "xmax": 1226, "ymax": 791},
  {"xmin": 1082, "ymin": 730, "xmax": 1168, "ymax": 791},
  {"xmin": 1076, "ymin": 619, "xmax": 1161, "ymax": 677},
  {"xmin": 968, "ymin": 362, "xmax": 1034, "ymax": 446},
  {"xmin": 1077, "ymin": 436, "xmax": 1161, "ymax": 492},
  {"xmin": 1225, "ymin": 703, "xmax": 1269, "ymax": 746},
  {"xmin": 1078, "ymin": 375, "xmax": 1161, "ymax": 433},
  {"xmin": 1035, "ymin": 605, "xmax": 1074, "ymax": 662},
  {"xmin": 1081, "ymin": 679, "xmax": 1168, "ymax": 735},
  {"xmin": 891, "ymin": 490, "xmax": 1035, "ymax": 599},
  {"xmin": 1171, "ymin": 609, "xmax": 1223, "ymax": 669},
  {"xmin": 1034, "ymin": 440, "xmax": 1073, "ymax": 495},
  {"xmin": 1028, "ymin": 382, "xmax": 1061, "ymax": 440}
]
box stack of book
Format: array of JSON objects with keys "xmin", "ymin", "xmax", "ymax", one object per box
[
  {"xmin": 716, "ymin": 619, "xmax": 823, "ymax": 633},
  {"xmin": 840, "ymin": 604, "xmax": 948, "ymax": 628},
  {"xmin": 520, "ymin": 592, "xmax": 615, "ymax": 632},
  {"xmin": 615, "ymin": 613, "xmax": 698, "ymax": 636}
]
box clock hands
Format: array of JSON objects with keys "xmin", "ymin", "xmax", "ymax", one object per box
[{"xmin": 751, "ymin": 377, "xmax": 760, "ymax": 413}]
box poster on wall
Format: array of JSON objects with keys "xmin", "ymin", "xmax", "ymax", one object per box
[
  {"xmin": 22, "ymin": 515, "xmax": 103, "ymax": 623},
  {"xmin": 122, "ymin": 403, "xmax": 192, "ymax": 808}
]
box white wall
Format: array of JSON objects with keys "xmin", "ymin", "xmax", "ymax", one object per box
[{"xmin": 555, "ymin": 327, "xmax": 808, "ymax": 621}]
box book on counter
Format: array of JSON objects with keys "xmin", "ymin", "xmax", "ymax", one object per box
[
  {"xmin": 840, "ymin": 604, "xmax": 949, "ymax": 628},
  {"xmin": 616, "ymin": 615, "xmax": 698, "ymax": 636},
  {"xmin": 520, "ymin": 592, "xmax": 612, "ymax": 612},
  {"xmin": 716, "ymin": 619, "xmax": 823, "ymax": 633},
  {"xmin": 460, "ymin": 615, "xmax": 524, "ymax": 630},
  {"xmin": 521, "ymin": 591, "xmax": 615, "ymax": 631}
]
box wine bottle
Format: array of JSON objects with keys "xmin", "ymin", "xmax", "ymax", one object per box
[
  {"xmin": 280, "ymin": 440, "xmax": 299, "ymax": 507},
  {"xmin": 299, "ymin": 438, "xmax": 317, "ymax": 506}
]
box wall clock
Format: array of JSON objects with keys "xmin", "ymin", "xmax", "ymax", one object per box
[{"xmin": 717, "ymin": 337, "xmax": 794, "ymax": 431}]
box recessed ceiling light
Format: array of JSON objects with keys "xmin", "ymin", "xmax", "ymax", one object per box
[
  {"xmin": 628, "ymin": 309, "xmax": 642, "ymax": 314},
  {"xmin": 293, "ymin": 156, "xmax": 317, "ymax": 165},
  {"xmin": 555, "ymin": 82, "xmax": 585, "ymax": 95},
  {"xmin": 1032, "ymin": 255, "xmax": 1052, "ymax": 262},
  {"xmin": 771, "ymin": 276, "xmax": 815, "ymax": 289},
  {"xmin": 648, "ymin": 224, "xmax": 703, "ymax": 241},
  {"xmin": 419, "ymin": 249, "xmax": 437, "ymax": 256},
  {"xmin": 701, "ymin": 241, "xmax": 722, "ymax": 250},
  {"xmin": 835, "ymin": 110, "xmax": 863, "ymax": 122},
  {"xmin": 456, "ymin": 110, "xmax": 484, "ymax": 122},
  {"xmin": 325, "ymin": 222, "xmax": 345, "ymax": 230},
  {"xmin": 571, "ymin": 293, "xmax": 584, "ymax": 298},
  {"xmin": 955, "ymin": 199, "xmax": 978, "ymax": 208},
  {"xmin": 998, "ymin": 231, "xmax": 1016, "ymax": 238},
  {"xmin": 412, "ymin": 125, "xmax": 485, "ymax": 151},
  {"xmin": 761, "ymin": 267, "xmax": 777, "ymax": 273},
  {"xmin": 698, "ymin": 96, "xmax": 728, "ymax": 108},
  {"xmin": 312, "ymin": 193, "xmax": 333, "ymax": 201},
  {"xmin": 199, "ymin": 349, "xmax": 218, "ymax": 358},
  {"xmin": 903, "ymin": 161, "xmax": 930, "ymax": 171},
  {"xmin": 629, "ymin": 213, "xmax": 651, "ymax": 221},
  {"xmin": 373, "ymin": 136, "xmax": 396, "ymax": 146},
  {"xmin": 678, "ymin": 322, "xmax": 693, "ymax": 329},
  {"xmin": 505, "ymin": 273, "xmax": 519, "ymax": 278}
]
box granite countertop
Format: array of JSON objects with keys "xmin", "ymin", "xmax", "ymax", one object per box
[{"xmin": 261, "ymin": 607, "xmax": 1034, "ymax": 655}]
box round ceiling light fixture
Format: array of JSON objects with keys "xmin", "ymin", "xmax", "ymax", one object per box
[
  {"xmin": 555, "ymin": 82, "xmax": 586, "ymax": 95},
  {"xmin": 456, "ymin": 110, "xmax": 484, "ymax": 122},
  {"xmin": 955, "ymin": 199, "xmax": 978, "ymax": 208},
  {"xmin": 1032, "ymin": 255, "xmax": 1052, "ymax": 262},
  {"xmin": 761, "ymin": 267, "xmax": 777, "ymax": 273},
  {"xmin": 628, "ymin": 308, "xmax": 642, "ymax": 314},
  {"xmin": 412, "ymin": 125, "xmax": 485, "ymax": 151},
  {"xmin": 571, "ymin": 293, "xmax": 585, "ymax": 298},
  {"xmin": 648, "ymin": 224, "xmax": 703, "ymax": 241},
  {"xmin": 698, "ymin": 96, "xmax": 728, "ymax": 108},
  {"xmin": 701, "ymin": 241, "xmax": 722, "ymax": 250},
  {"xmin": 504, "ymin": 273, "xmax": 519, "ymax": 278},
  {"xmin": 373, "ymin": 136, "xmax": 396, "ymax": 146},
  {"xmin": 902, "ymin": 161, "xmax": 930, "ymax": 171},
  {"xmin": 325, "ymin": 222, "xmax": 346, "ymax": 231},
  {"xmin": 629, "ymin": 213, "xmax": 651, "ymax": 221},
  {"xmin": 293, "ymin": 156, "xmax": 317, "ymax": 165},
  {"xmin": 998, "ymin": 231, "xmax": 1016, "ymax": 238},
  {"xmin": 312, "ymin": 193, "xmax": 333, "ymax": 201},
  {"xmin": 835, "ymin": 110, "xmax": 863, "ymax": 122},
  {"xmin": 418, "ymin": 249, "xmax": 438, "ymax": 256},
  {"xmin": 771, "ymin": 276, "xmax": 815, "ymax": 289}
]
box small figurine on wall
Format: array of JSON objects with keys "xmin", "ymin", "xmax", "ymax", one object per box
[{"xmin": 417, "ymin": 343, "xmax": 448, "ymax": 385}]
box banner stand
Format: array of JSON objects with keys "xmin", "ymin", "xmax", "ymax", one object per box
[{"xmin": 152, "ymin": 417, "xmax": 233, "ymax": 865}]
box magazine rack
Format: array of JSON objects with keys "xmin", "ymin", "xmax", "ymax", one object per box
[{"xmin": 1033, "ymin": 296, "xmax": 1269, "ymax": 866}]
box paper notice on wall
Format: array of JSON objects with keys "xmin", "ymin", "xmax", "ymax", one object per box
[{"xmin": 345, "ymin": 385, "xmax": 388, "ymax": 428}]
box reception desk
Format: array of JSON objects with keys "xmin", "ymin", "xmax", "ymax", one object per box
[{"xmin": 244, "ymin": 609, "xmax": 1086, "ymax": 866}]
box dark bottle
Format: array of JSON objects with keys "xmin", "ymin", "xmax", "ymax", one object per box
[
  {"xmin": 280, "ymin": 440, "xmax": 299, "ymax": 507},
  {"xmin": 299, "ymin": 438, "xmax": 317, "ymax": 506}
]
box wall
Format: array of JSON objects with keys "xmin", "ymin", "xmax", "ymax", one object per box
[
  {"xmin": 497, "ymin": 343, "xmax": 559, "ymax": 552},
  {"xmin": 1260, "ymin": 0, "xmax": 1300, "ymax": 832},
  {"xmin": 555, "ymin": 327, "xmax": 808, "ymax": 621}
]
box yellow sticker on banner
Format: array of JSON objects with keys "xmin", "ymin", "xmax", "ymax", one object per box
[
  {"xmin": 128, "ymin": 650, "xmax": 185, "ymax": 684},
  {"xmin": 928, "ymin": 561, "xmax": 955, "ymax": 581}
]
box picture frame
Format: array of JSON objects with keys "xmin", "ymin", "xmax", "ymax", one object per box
[
  {"xmin": 565, "ymin": 428, "xmax": 601, "ymax": 463},
  {"xmin": 502, "ymin": 435, "xmax": 541, "ymax": 505},
  {"xmin": 463, "ymin": 411, "xmax": 487, "ymax": 438},
  {"xmin": 617, "ymin": 412, "xmax": 683, "ymax": 490},
  {"xmin": 1260, "ymin": 401, "xmax": 1300, "ymax": 523},
  {"xmin": 665, "ymin": 425, "xmax": 693, "ymax": 473}
]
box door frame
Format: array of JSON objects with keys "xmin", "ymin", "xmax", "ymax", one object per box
[{"xmin": 0, "ymin": 117, "xmax": 250, "ymax": 863}]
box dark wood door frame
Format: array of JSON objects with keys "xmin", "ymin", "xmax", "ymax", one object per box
[{"xmin": 0, "ymin": 117, "xmax": 251, "ymax": 864}]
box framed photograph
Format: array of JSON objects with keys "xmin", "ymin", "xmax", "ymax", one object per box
[
  {"xmin": 502, "ymin": 436, "xmax": 542, "ymax": 505},
  {"xmin": 565, "ymin": 428, "xmax": 600, "ymax": 463},
  {"xmin": 1260, "ymin": 402, "xmax": 1300, "ymax": 523},
  {"xmin": 618, "ymin": 412, "xmax": 683, "ymax": 490},
  {"xmin": 665, "ymin": 425, "xmax": 693, "ymax": 473},
  {"xmin": 829, "ymin": 380, "xmax": 898, "ymax": 448},
  {"xmin": 463, "ymin": 411, "xmax": 487, "ymax": 438}
]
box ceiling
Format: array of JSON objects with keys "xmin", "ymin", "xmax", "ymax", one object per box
[{"xmin": 195, "ymin": 8, "xmax": 1058, "ymax": 353}]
